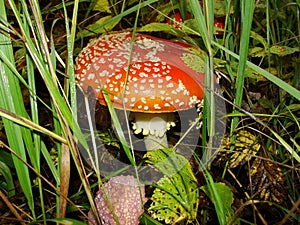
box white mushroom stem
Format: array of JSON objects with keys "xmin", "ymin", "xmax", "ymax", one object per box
[{"xmin": 132, "ymin": 112, "xmax": 175, "ymax": 151}]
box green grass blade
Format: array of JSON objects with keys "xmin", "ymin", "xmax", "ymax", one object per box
[
  {"xmin": 213, "ymin": 41, "xmax": 300, "ymax": 101},
  {"xmin": 102, "ymin": 91, "xmax": 136, "ymax": 166},
  {"xmin": 0, "ymin": 0, "xmax": 35, "ymax": 216},
  {"xmin": 22, "ymin": 4, "xmax": 47, "ymax": 220},
  {"xmin": 7, "ymin": 0, "xmax": 88, "ymax": 150},
  {"xmin": 230, "ymin": 0, "xmax": 255, "ymax": 131},
  {"xmin": 0, "ymin": 107, "xmax": 67, "ymax": 143},
  {"xmin": 202, "ymin": 167, "xmax": 227, "ymax": 224},
  {"xmin": 189, "ymin": 0, "xmax": 217, "ymax": 165}
]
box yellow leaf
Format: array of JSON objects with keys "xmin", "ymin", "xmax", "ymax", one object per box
[{"xmin": 93, "ymin": 0, "xmax": 111, "ymax": 13}]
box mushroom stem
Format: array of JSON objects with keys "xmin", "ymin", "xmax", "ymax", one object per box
[
  {"xmin": 144, "ymin": 132, "xmax": 168, "ymax": 151},
  {"xmin": 133, "ymin": 113, "xmax": 174, "ymax": 151}
]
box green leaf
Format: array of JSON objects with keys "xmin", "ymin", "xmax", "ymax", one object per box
[
  {"xmin": 139, "ymin": 213, "xmax": 164, "ymax": 225},
  {"xmin": 78, "ymin": 0, "xmax": 159, "ymax": 38},
  {"xmin": 0, "ymin": 160, "xmax": 15, "ymax": 197},
  {"xmin": 139, "ymin": 22, "xmax": 182, "ymax": 35},
  {"xmin": 145, "ymin": 148, "xmax": 199, "ymax": 224},
  {"xmin": 181, "ymin": 51, "xmax": 206, "ymax": 73},
  {"xmin": 214, "ymin": 0, "xmax": 232, "ymax": 16},
  {"xmin": 81, "ymin": 15, "xmax": 120, "ymax": 37},
  {"xmin": 269, "ymin": 45, "xmax": 299, "ymax": 57},
  {"xmin": 93, "ymin": 0, "xmax": 111, "ymax": 13},
  {"xmin": 250, "ymin": 31, "xmax": 267, "ymax": 49},
  {"xmin": 249, "ymin": 46, "xmax": 266, "ymax": 58},
  {"xmin": 201, "ymin": 182, "xmax": 238, "ymax": 224}
]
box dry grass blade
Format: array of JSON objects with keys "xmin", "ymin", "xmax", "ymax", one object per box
[
  {"xmin": 59, "ymin": 143, "xmax": 70, "ymax": 218},
  {"xmin": 0, "ymin": 140, "xmax": 89, "ymax": 221},
  {"xmin": 0, "ymin": 107, "xmax": 67, "ymax": 144},
  {"xmin": 0, "ymin": 189, "xmax": 26, "ymax": 225}
]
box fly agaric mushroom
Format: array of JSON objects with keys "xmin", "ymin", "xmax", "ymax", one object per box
[{"xmin": 75, "ymin": 32, "xmax": 205, "ymax": 151}]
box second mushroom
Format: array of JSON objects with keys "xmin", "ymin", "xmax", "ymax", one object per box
[{"xmin": 75, "ymin": 32, "xmax": 205, "ymax": 151}]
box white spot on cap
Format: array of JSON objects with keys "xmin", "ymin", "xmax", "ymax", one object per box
[
  {"xmin": 99, "ymin": 58, "xmax": 105, "ymax": 63},
  {"xmin": 144, "ymin": 67, "xmax": 151, "ymax": 72},
  {"xmin": 141, "ymin": 97, "xmax": 146, "ymax": 104},
  {"xmin": 166, "ymin": 76, "xmax": 172, "ymax": 81},
  {"xmin": 93, "ymin": 64, "xmax": 100, "ymax": 70},
  {"xmin": 154, "ymin": 104, "xmax": 161, "ymax": 109},
  {"xmin": 153, "ymin": 67, "xmax": 160, "ymax": 72},
  {"xmin": 99, "ymin": 70, "xmax": 109, "ymax": 77},
  {"xmin": 139, "ymin": 72, "xmax": 148, "ymax": 77},
  {"xmin": 166, "ymin": 83, "xmax": 174, "ymax": 88},
  {"xmin": 115, "ymin": 74, "xmax": 122, "ymax": 80},
  {"xmin": 132, "ymin": 63, "xmax": 141, "ymax": 69},
  {"xmin": 87, "ymin": 73, "xmax": 95, "ymax": 80}
]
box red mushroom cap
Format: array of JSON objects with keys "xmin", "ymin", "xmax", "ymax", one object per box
[{"xmin": 75, "ymin": 32, "xmax": 205, "ymax": 113}]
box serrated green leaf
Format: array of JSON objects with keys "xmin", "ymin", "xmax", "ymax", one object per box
[
  {"xmin": 145, "ymin": 149, "xmax": 199, "ymax": 224},
  {"xmin": 270, "ymin": 45, "xmax": 299, "ymax": 56}
]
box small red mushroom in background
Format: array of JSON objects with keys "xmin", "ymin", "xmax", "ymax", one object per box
[
  {"xmin": 166, "ymin": 9, "xmax": 191, "ymax": 29},
  {"xmin": 166, "ymin": 4, "xmax": 225, "ymax": 34},
  {"xmin": 87, "ymin": 175, "xmax": 146, "ymax": 225},
  {"xmin": 75, "ymin": 32, "xmax": 205, "ymax": 151},
  {"xmin": 213, "ymin": 16, "xmax": 225, "ymax": 35}
]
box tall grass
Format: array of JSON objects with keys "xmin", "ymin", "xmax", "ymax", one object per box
[{"xmin": 0, "ymin": 0, "xmax": 92, "ymax": 223}]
